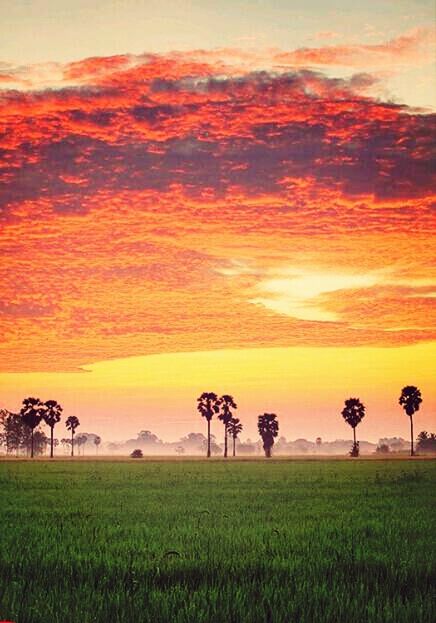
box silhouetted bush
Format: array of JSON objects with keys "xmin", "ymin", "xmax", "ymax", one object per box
[{"xmin": 130, "ymin": 449, "xmax": 143, "ymax": 458}]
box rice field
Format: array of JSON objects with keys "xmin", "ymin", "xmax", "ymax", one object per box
[{"xmin": 0, "ymin": 458, "xmax": 435, "ymax": 623}]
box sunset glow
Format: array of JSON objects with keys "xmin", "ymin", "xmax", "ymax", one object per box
[{"xmin": 1, "ymin": 3, "xmax": 435, "ymax": 443}]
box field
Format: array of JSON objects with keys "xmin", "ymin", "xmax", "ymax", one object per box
[{"xmin": 0, "ymin": 458, "xmax": 435, "ymax": 623}]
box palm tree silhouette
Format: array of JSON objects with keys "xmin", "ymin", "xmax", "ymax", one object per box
[
  {"xmin": 197, "ymin": 392, "xmax": 221, "ymax": 458},
  {"xmin": 227, "ymin": 417, "xmax": 243, "ymax": 457},
  {"xmin": 20, "ymin": 397, "xmax": 44, "ymax": 458},
  {"xmin": 218, "ymin": 395, "xmax": 237, "ymax": 457},
  {"xmin": 258, "ymin": 413, "xmax": 279, "ymax": 458},
  {"xmin": 399, "ymin": 385, "xmax": 422, "ymax": 456},
  {"xmin": 43, "ymin": 400, "xmax": 63, "ymax": 458},
  {"xmin": 94, "ymin": 435, "xmax": 101, "ymax": 455},
  {"xmin": 341, "ymin": 398, "xmax": 365, "ymax": 456},
  {"xmin": 65, "ymin": 416, "xmax": 80, "ymax": 457}
]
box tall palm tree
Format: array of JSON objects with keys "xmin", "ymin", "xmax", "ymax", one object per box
[
  {"xmin": 20, "ymin": 397, "xmax": 44, "ymax": 458},
  {"xmin": 227, "ymin": 417, "xmax": 243, "ymax": 457},
  {"xmin": 218, "ymin": 395, "xmax": 237, "ymax": 458},
  {"xmin": 197, "ymin": 392, "xmax": 221, "ymax": 458},
  {"xmin": 65, "ymin": 416, "xmax": 80, "ymax": 457},
  {"xmin": 43, "ymin": 399, "xmax": 63, "ymax": 458},
  {"xmin": 258, "ymin": 413, "xmax": 279, "ymax": 458},
  {"xmin": 399, "ymin": 386, "xmax": 422, "ymax": 456},
  {"xmin": 341, "ymin": 398, "xmax": 365, "ymax": 455},
  {"xmin": 94, "ymin": 435, "xmax": 101, "ymax": 455}
]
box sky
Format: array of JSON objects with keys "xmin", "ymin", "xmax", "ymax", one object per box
[{"xmin": 0, "ymin": 1, "xmax": 435, "ymax": 443}]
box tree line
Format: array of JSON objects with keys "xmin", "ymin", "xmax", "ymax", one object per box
[
  {"xmin": 0, "ymin": 384, "xmax": 426, "ymax": 459},
  {"xmin": 0, "ymin": 399, "xmax": 101, "ymax": 458},
  {"xmin": 197, "ymin": 385, "xmax": 424, "ymax": 458}
]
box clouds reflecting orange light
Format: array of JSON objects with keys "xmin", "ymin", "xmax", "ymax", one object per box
[{"xmin": 0, "ymin": 45, "xmax": 434, "ymax": 440}]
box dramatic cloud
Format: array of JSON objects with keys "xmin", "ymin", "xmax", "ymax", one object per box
[{"xmin": 0, "ymin": 48, "xmax": 435, "ymax": 371}]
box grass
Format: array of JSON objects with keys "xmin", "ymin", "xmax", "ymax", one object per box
[{"xmin": 0, "ymin": 458, "xmax": 435, "ymax": 623}]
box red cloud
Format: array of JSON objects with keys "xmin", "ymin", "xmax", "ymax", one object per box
[{"xmin": 0, "ymin": 51, "xmax": 435, "ymax": 371}]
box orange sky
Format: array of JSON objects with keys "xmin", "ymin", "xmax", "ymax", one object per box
[{"xmin": 0, "ymin": 28, "xmax": 435, "ymax": 442}]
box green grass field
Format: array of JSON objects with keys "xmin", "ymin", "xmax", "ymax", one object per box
[{"xmin": 0, "ymin": 458, "xmax": 435, "ymax": 623}]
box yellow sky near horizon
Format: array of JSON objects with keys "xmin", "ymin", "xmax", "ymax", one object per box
[
  {"xmin": 1, "ymin": 5, "xmax": 435, "ymax": 448},
  {"xmin": 1, "ymin": 342, "xmax": 434, "ymax": 443}
]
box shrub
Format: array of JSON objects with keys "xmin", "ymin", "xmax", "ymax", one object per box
[{"xmin": 130, "ymin": 448, "xmax": 143, "ymax": 458}]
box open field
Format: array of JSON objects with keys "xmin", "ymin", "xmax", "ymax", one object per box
[{"xmin": 0, "ymin": 459, "xmax": 435, "ymax": 623}]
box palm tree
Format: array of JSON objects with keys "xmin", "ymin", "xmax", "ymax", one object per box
[
  {"xmin": 341, "ymin": 398, "xmax": 365, "ymax": 456},
  {"xmin": 399, "ymin": 386, "xmax": 422, "ymax": 456},
  {"xmin": 94, "ymin": 435, "xmax": 101, "ymax": 455},
  {"xmin": 258, "ymin": 413, "xmax": 279, "ymax": 458},
  {"xmin": 65, "ymin": 416, "xmax": 80, "ymax": 457},
  {"xmin": 227, "ymin": 417, "xmax": 243, "ymax": 457},
  {"xmin": 197, "ymin": 392, "xmax": 221, "ymax": 458},
  {"xmin": 218, "ymin": 395, "xmax": 237, "ymax": 458},
  {"xmin": 43, "ymin": 399, "xmax": 63, "ymax": 458},
  {"xmin": 20, "ymin": 397, "xmax": 44, "ymax": 458}
]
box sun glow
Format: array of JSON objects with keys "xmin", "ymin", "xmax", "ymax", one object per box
[{"xmin": 251, "ymin": 270, "xmax": 378, "ymax": 321}]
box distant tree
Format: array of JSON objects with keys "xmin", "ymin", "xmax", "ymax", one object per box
[
  {"xmin": 227, "ymin": 417, "xmax": 243, "ymax": 457},
  {"xmin": 65, "ymin": 416, "xmax": 80, "ymax": 457},
  {"xmin": 210, "ymin": 439, "xmax": 222, "ymax": 455},
  {"xmin": 20, "ymin": 397, "xmax": 44, "ymax": 458},
  {"xmin": 416, "ymin": 431, "xmax": 436, "ymax": 454},
  {"xmin": 341, "ymin": 398, "xmax": 365, "ymax": 457},
  {"xmin": 3, "ymin": 412, "xmax": 25, "ymax": 455},
  {"xmin": 376, "ymin": 443, "xmax": 390, "ymax": 454},
  {"xmin": 94, "ymin": 435, "xmax": 101, "ymax": 455},
  {"xmin": 76, "ymin": 434, "xmax": 88, "ymax": 456},
  {"xmin": 258, "ymin": 413, "xmax": 279, "ymax": 458},
  {"xmin": 60, "ymin": 437, "xmax": 71, "ymax": 454},
  {"xmin": 137, "ymin": 430, "xmax": 160, "ymax": 444},
  {"xmin": 218, "ymin": 395, "xmax": 237, "ymax": 458},
  {"xmin": 201, "ymin": 436, "xmax": 221, "ymax": 456},
  {"xmin": 0, "ymin": 409, "xmax": 9, "ymax": 452},
  {"xmin": 316, "ymin": 437, "xmax": 322, "ymax": 446},
  {"xmin": 399, "ymin": 386, "xmax": 422, "ymax": 457},
  {"xmin": 131, "ymin": 448, "xmax": 143, "ymax": 458},
  {"xmin": 197, "ymin": 392, "xmax": 221, "ymax": 458},
  {"xmin": 43, "ymin": 399, "xmax": 63, "ymax": 458},
  {"xmin": 30, "ymin": 430, "xmax": 49, "ymax": 457},
  {"xmin": 179, "ymin": 432, "xmax": 207, "ymax": 453},
  {"xmin": 175, "ymin": 445, "xmax": 185, "ymax": 455}
]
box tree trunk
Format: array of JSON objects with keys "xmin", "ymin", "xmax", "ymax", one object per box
[
  {"xmin": 207, "ymin": 419, "xmax": 211, "ymax": 458},
  {"xmin": 71, "ymin": 431, "xmax": 74, "ymax": 457},
  {"xmin": 50, "ymin": 426, "xmax": 54, "ymax": 458},
  {"xmin": 224, "ymin": 425, "xmax": 228, "ymax": 458},
  {"xmin": 31, "ymin": 429, "xmax": 34, "ymax": 458},
  {"xmin": 353, "ymin": 427, "xmax": 356, "ymax": 445},
  {"xmin": 410, "ymin": 415, "xmax": 414, "ymax": 457},
  {"xmin": 233, "ymin": 436, "xmax": 236, "ymax": 457}
]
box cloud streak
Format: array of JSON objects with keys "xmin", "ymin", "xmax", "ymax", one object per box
[{"xmin": 274, "ymin": 27, "xmax": 435, "ymax": 68}]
